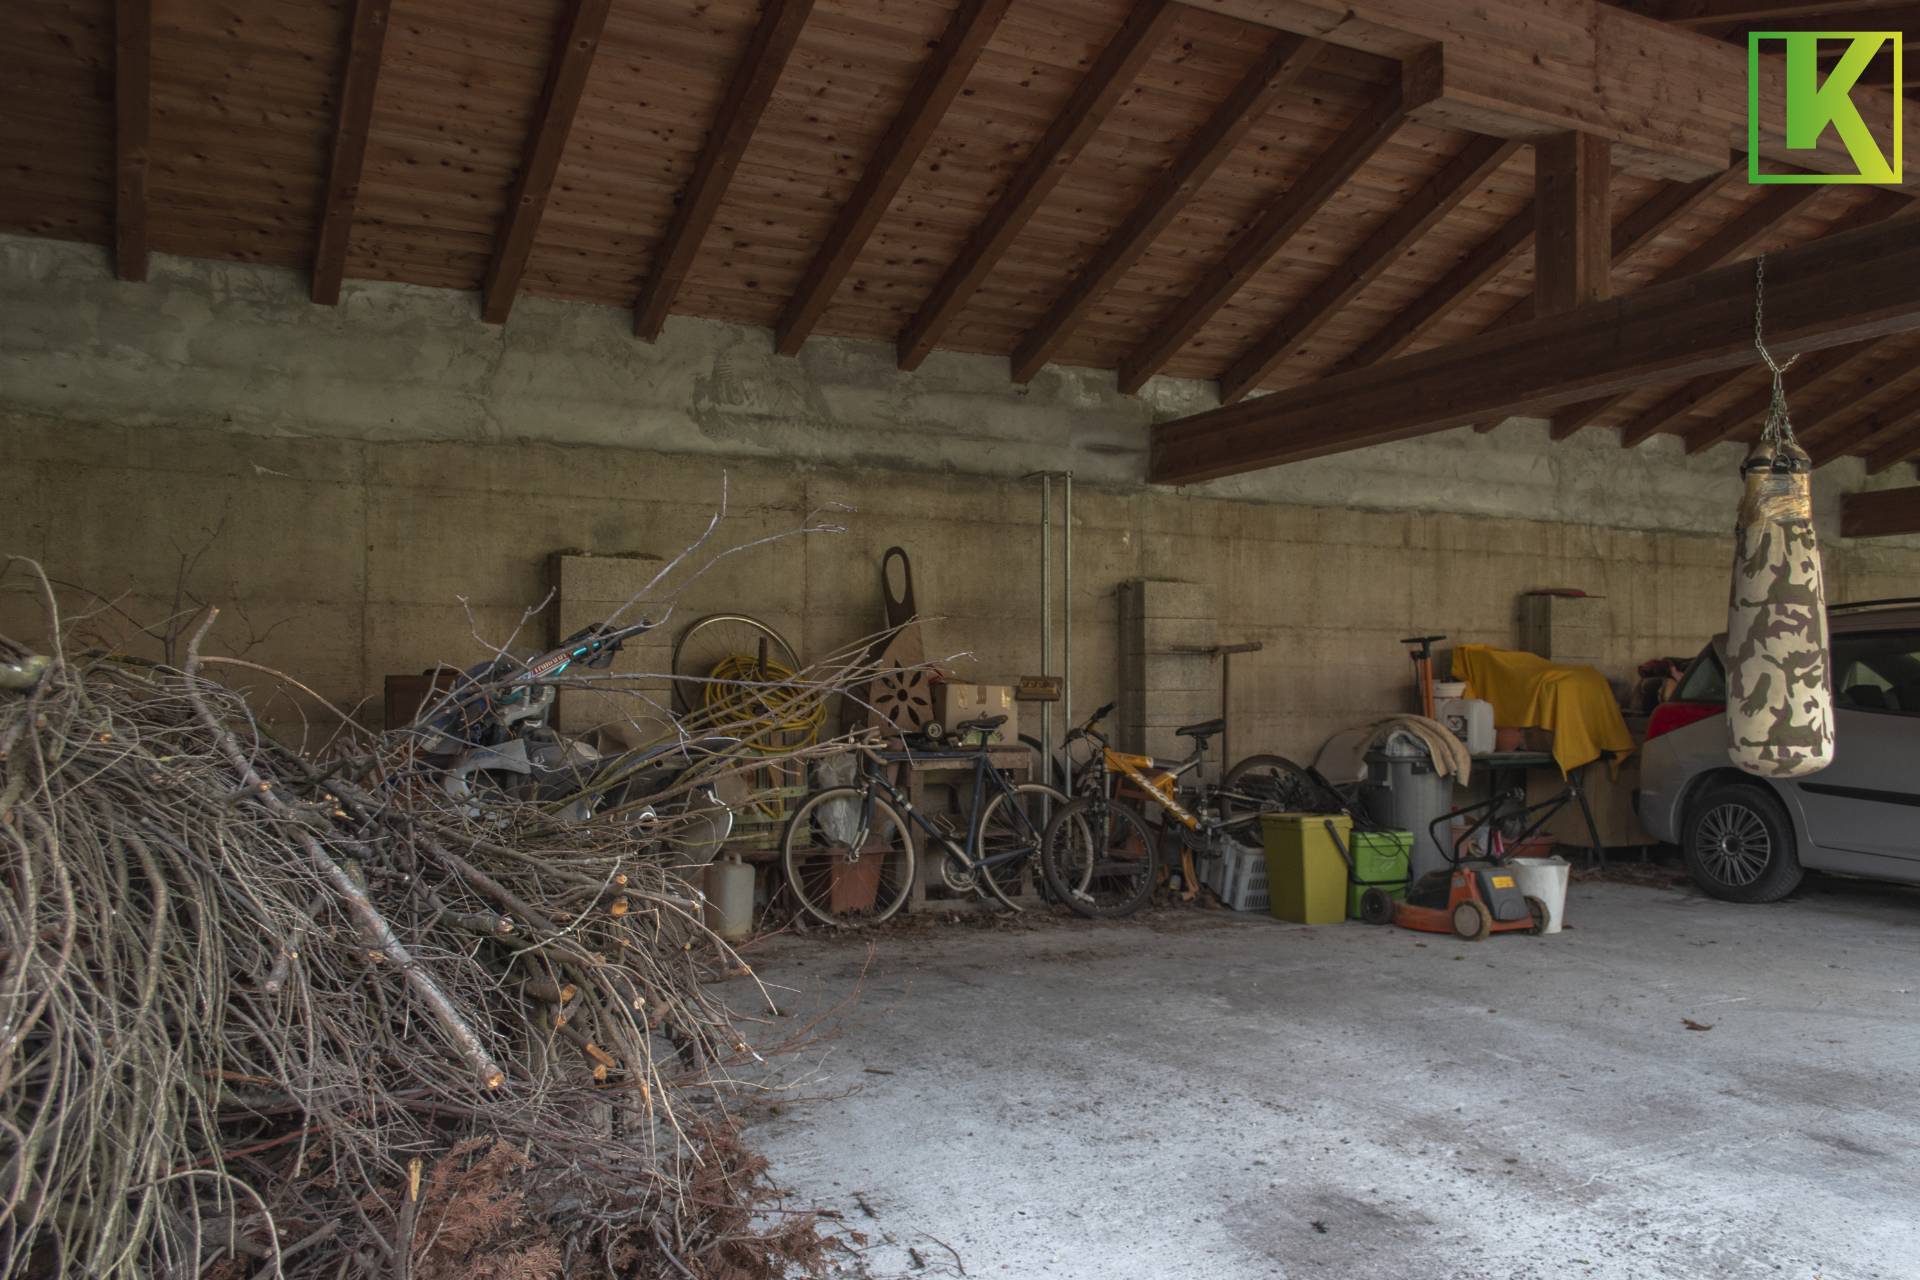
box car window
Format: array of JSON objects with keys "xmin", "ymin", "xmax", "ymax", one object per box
[
  {"xmin": 1674, "ymin": 645, "xmax": 1727, "ymax": 704},
  {"xmin": 1833, "ymin": 631, "xmax": 1920, "ymax": 714}
]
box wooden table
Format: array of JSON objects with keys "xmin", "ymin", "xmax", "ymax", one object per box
[{"xmin": 1471, "ymin": 750, "xmax": 1607, "ymax": 866}]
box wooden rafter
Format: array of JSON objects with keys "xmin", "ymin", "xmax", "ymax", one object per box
[
  {"xmin": 1840, "ymin": 485, "xmax": 1920, "ymax": 538},
  {"xmin": 1182, "ymin": 0, "xmax": 1918, "ymax": 192},
  {"xmin": 1549, "ymin": 183, "xmax": 1828, "ymax": 439},
  {"xmin": 1533, "ymin": 133, "xmax": 1612, "ymax": 317},
  {"xmin": 1864, "ymin": 414, "xmax": 1920, "ymax": 475},
  {"xmin": 1333, "ymin": 210, "xmax": 1534, "ymax": 374},
  {"xmin": 1676, "ymin": 338, "xmax": 1884, "ymax": 454},
  {"xmin": 1120, "ymin": 51, "xmax": 1441, "ymax": 397},
  {"xmin": 895, "ymin": 1, "xmax": 1178, "ymax": 373},
  {"xmin": 1807, "ymin": 364, "xmax": 1920, "ymax": 463},
  {"xmin": 1147, "ymin": 212, "xmax": 1920, "ymax": 484},
  {"xmin": 1009, "ymin": 31, "xmax": 1324, "ymax": 386},
  {"xmin": 1215, "ymin": 135, "xmax": 1517, "ymax": 403},
  {"xmin": 634, "ymin": 0, "xmax": 816, "ymax": 341},
  {"xmin": 1610, "ymin": 0, "xmax": 1919, "ymax": 23},
  {"xmin": 775, "ymin": 0, "xmax": 1011, "ymax": 356},
  {"xmin": 481, "ymin": 0, "xmax": 613, "ymax": 325},
  {"xmin": 113, "ymin": 0, "xmax": 151, "ymax": 283},
  {"xmin": 312, "ymin": 0, "xmax": 394, "ymax": 306},
  {"xmin": 1614, "ymin": 369, "xmax": 1758, "ymax": 449}
]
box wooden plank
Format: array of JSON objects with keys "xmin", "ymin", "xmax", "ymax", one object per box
[
  {"xmin": 311, "ymin": 0, "xmax": 394, "ymax": 305},
  {"xmin": 1615, "ymin": 1, "xmax": 1920, "ymax": 27},
  {"xmin": 1678, "ymin": 339, "xmax": 1885, "ymax": 454},
  {"xmin": 1216, "ymin": 135, "xmax": 1517, "ymax": 402},
  {"xmin": 1864, "ymin": 415, "xmax": 1920, "ymax": 476},
  {"xmin": 1840, "ymin": 486, "xmax": 1920, "ymax": 538},
  {"xmin": 1534, "ymin": 133, "xmax": 1611, "ymax": 317},
  {"xmin": 633, "ymin": 0, "xmax": 817, "ymax": 341},
  {"xmin": 775, "ymin": 0, "xmax": 1012, "ymax": 356},
  {"xmin": 1119, "ymin": 50, "xmax": 1441, "ymax": 396},
  {"xmin": 1808, "ymin": 369, "xmax": 1920, "ymax": 463},
  {"xmin": 479, "ymin": 0, "xmax": 613, "ymax": 325},
  {"xmin": 895, "ymin": 1, "xmax": 1179, "ymax": 372},
  {"xmin": 1333, "ymin": 208, "xmax": 1533, "ymax": 374},
  {"xmin": 1180, "ymin": 0, "xmax": 1919, "ymax": 192},
  {"xmin": 1010, "ymin": 31, "xmax": 1324, "ymax": 385},
  {"xmin": 1609, "ymin": 370, "xmax": 1751, "ymax": 447},
  {"xmin": 114, "ymin": 0, "xmax": 152, "ymax": 282},
  {"xmin": 1549, "ymin": 184, "xmax": 1831, "ymax": 439},
  {"xmin": 1147, "ymin": 213, "xmax": 1920, "ymax": 484}
]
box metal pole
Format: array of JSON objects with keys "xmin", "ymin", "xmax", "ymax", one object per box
[
  {"xmin": 1039, "ymin": 475, "xmax": 1053, "ymax": 804},
  {"xmin": 1062, "ymin": 470, "xmax": 1073, "ymax": 798}
]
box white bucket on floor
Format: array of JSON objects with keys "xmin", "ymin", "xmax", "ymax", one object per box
[{"xmin": 1509, "ymin": 856, "xmax": 1569, "ymax": 934}]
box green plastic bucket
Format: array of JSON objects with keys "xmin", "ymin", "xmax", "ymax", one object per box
[{"xmin": 1344, "ymin": 829, "xmax": 1412, "ymax": 919}]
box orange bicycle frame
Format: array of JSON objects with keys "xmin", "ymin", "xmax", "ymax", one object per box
[{"xmin": 1100, "ymin": 749, "xmax": 1201, "ymax": 831}]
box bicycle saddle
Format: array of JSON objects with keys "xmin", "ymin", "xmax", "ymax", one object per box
[
  {"xmin": 1175, "ymin": 717, "xmax": 1224, "ymax": 739},
  {"xmin": 954, "ymin": 714, "xmax": 1007, "ymax": 734}
]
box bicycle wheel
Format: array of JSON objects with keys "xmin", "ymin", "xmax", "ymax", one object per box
[
  {"xmin": 1218, "ymin": 753, "xmax": 1338, "ymax": 846},
  {"xmin": 963, "ymin": 782, "xmax": 1070, "ymax": 909},
  {"xmin": 1041, "ymin": 796, "xmax": 1159, "ymax": 919},
  {"xmin": 780, "ymin": 786, "xmax": 916, "ymax": 927}
]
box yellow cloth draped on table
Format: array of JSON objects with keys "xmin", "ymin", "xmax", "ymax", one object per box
[{"xmin": 1452, "ymin": 644, "xmax": 1636, "ymax": 776}]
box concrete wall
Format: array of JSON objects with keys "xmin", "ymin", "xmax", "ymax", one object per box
[{"xmin": 3, "ymin": 235, "xmax": 1917, "ymax": 764}]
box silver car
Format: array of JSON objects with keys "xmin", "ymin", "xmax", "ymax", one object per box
[{"xmin": 1636, "ymin": 598, "xmax": 1920, "ymax": 902}]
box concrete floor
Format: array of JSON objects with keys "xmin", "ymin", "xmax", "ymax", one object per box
[{"xmin": 737, "ymin": 877, "xmax": 1920, "ymax": 1279}]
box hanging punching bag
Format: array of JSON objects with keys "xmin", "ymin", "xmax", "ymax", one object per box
[{"xmin": 1724, "ymin": 413, "xmax": 1834, "ymax": 777}]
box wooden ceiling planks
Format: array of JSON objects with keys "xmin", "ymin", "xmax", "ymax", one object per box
[{"xmin": 0, "ymin": 0, "xmax": 1913, "ymax": 467}]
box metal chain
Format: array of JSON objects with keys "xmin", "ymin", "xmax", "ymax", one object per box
[{"xmin": 1752, "ymin": 256, "xmax": 1798, "ymax": 449}]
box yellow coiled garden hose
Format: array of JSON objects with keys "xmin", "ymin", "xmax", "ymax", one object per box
[{"xmin": 701, "ymin": 652, "xmax": 825, "ymax": 820}]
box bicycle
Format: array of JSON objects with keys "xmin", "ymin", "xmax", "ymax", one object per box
[
  {"xmin": 1041, "ymin": 701, "xmax": 1346, "ymax": 917},
  {"xmin": 779, "ymin": 715, "xmax": 1073, "ymax": 926}
]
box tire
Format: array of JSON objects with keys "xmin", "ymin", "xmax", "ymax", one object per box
[
  {"xmin": 1452, "ymin": 899, "xmax": 1492, "ymax": 941},
  {"xmin": 1218, "ymin": 754, "xmax": 1339, "ymax": 846},
  {"xmin": 1041, "ymin": 796, "xmax": 1160, "ymax": 919},
  {"xmin": 1524, "ymin": 895, "xmax": 1550, "ymax": 936},
  {"xmin": 780, "ymin": 786, "xmax": 916, "ymax": 927},
  {"xmin": 1359, "ymin": 887, "xmax": 1395, "ymax": 925},
  {"xmin": 1682, "ymin": 780, "xmax": 1802, "ymax": 903},
  {"xmin": 968, "ymin": 782, "xmax": 1070, "ymax": 909}
]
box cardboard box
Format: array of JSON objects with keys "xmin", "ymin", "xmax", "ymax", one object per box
[{"xmin": 936, "ymin": 683, "xmax": 1014, "ymax": 741}]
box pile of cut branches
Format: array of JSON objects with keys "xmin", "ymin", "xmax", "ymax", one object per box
[{"xmin": 0, "ymin": 513, "xmax": 896, "ymax": 1278}]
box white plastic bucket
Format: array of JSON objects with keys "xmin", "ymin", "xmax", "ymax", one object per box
[
  {"xmin": 1432, "ymin": 681, "xmax": 1468, "ymax": 700},
  {"xmin": 1508, "ymin": 856, "xmax": 1569, "ymax": 934}
]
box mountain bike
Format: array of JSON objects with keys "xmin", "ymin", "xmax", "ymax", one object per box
[
  {"xmin": 1040, "ymin": 701, "xmax": 1345, "ymax": 917},
  {"xmin": 779, "ymin": 715, "xmax": 1072, "ymax": 926}
]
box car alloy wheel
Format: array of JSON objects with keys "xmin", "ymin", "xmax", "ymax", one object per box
[{"xmin": 1696, "ymin": 802, "xmax": 1771, "ymax": 887}]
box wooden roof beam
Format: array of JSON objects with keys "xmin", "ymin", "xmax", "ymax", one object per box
[
  {"xmin": 1534, "ymin": 134, "xmax": 1613, "ymax": 318},
  {"xmin": 1120, "ymin": 50, "xmax": 1441, "ymax": 397},
  {"xmin": 312, "ymin": 0, "xmax": 394, "ymax": 306},
  {"xmin": 1841, "ymin": 485, "xmax": 1920, "ymax": 538},
  {"xmin": 1676, "ymin": 338, "xmax": 1884, "ymax": 453},
  {"xmin": 1550, "ymin": 183, "xmax": 1829, "ymax": 439},
  {"xmin": 1147, "ymin": 212, "xmax": 1920, "ymax": 484},
  {"xmin": 113, "ymin": 0, "xmax": 151, "ymax": 283},
  {"xmin": 895, "ymin": 1, "xmax": 1179, "ymax": 372},
  {"xmin": 1863, "ymin": 414, "xmax": 1920, "ymax": 475},
  {"xmin": 1611, "ymin": 369, "xmax": 1759, "ymax": 448},
  {"xmin": 1610, "ymin": 1, "xmax": 1919, "ymax": 24},
  {"xmin": 1010, "ymin": 31, "xmax": 1324, "ymax": 386},
  {"xmin": 776, "ymin": 0, "xmax": 1011, "ymax": 356},
  {"xmin": 634, "ymin": 0, "xmax": 816, "ymax": 341},
  {"xmin": 1806, "ymin": 366, "xmax": 1920, "ymax": 463},
  {"xmin": 1216, "ymin": 135, "xmax": 1517, "ymax": 402},
  {"xmin": 1334, "ymin": 210, "xmax": 1533, "ymax": 374},
  {"xmin": 481, "ymin": 0, "xmax": 613, "ymax": 325},
  {"xmin": 1180, "ymin": 1, "xmax": 1918, "ymax": 194}
]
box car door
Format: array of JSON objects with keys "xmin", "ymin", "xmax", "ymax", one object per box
[{"xmin": 1791, "ymin": 628, "xmax": 1920, "ymax": 863}]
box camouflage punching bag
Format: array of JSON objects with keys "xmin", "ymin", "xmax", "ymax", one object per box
[{"xmin": 1725, "ymin": 262, "xmax": 1833, "ymax": 778}]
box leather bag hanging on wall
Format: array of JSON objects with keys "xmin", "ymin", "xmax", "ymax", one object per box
[{"xmin": 1724, "ymin": 262, "xmax": 1833, "ymax": 778}]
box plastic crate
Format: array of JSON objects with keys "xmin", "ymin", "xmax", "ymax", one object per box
[{"xmin": 1218, "ymin": 843, "xmax": 1269, "ymax": 913}]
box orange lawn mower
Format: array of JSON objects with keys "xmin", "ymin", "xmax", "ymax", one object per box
[{"xmin": 1379, "ymin": 788, "xmax": 1553, "ymax": 941}]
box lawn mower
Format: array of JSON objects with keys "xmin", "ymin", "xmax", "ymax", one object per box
[{"xmin": 1365, "ymin": 788, "xmax": 1551, "ymax": 941}]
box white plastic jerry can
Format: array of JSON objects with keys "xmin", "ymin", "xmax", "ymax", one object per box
[{"xmin": 1435, "ymin": 697, "xmax": 1495, "ymax": 756}]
